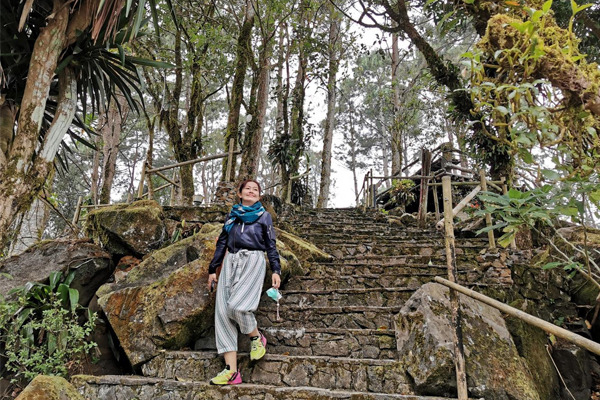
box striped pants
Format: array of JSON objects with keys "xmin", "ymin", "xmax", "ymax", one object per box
[{"xmin": 215, "ymin": 249, "xmax": 266, "ymax": 354}]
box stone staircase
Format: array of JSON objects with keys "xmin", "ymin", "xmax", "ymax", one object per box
[{"xmin": 73, "ymin": 207, "xmax": 495, "ymax": 399}]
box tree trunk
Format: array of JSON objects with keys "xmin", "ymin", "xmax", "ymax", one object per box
[
  {"xmin": 390, "ymin": 32, "xmax": 403, "ymax": 177},
  {"xmin": 9, "ymin": 169, "xmax": 55, "ymax": 256},
  {"xmin": 0, "ymin": 0, "xmax": 71, "ymax": 249},
  {"xmin": 239, "ymin": 45, "xmax": 271, "ymax": 180},
  {"xmin": 99, "ymin": 93, "xmax": 129, "ymax": 204},
  {"xmin": 0, "ymin": 98, "xmax": 16, "ymax": 169},
  {"xmin": 283, "ymin": 39, "xmax": 308, "ymax": 202},
  {"xmin": 222, "ymin": 0, "xmax": 255, "ymax": 182},
  {"xmin": 90, "ymin": 132, "xmax": 101, "ymax": 204},
  {"xmin": 317, "ymin": 5, "xmax": 341, "ymax": 208}
]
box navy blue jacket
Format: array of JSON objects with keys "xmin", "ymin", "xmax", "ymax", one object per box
[{"xmin": 208, "ymin": 211, "xmax": 281, "ymax": 274}]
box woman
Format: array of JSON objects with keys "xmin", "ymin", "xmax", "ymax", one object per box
[{"xmin": 206, "ymin": 179, "xmax": 281, "ymax": 385}]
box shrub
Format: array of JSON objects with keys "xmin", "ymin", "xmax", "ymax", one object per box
[{"xmin": 0, "ymin": 271, "xmax": 98, "ymax": 385}]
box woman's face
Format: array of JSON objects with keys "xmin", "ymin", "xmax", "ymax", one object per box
[{"xmin": 239, "ymin": 181, "xmax": 260, "ymax": 206}]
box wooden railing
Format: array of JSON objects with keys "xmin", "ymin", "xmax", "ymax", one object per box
[
  {"xmin": 358, "ymin": 145, "xmax": 509, "ymax": 246},
  {"xmin": 72, "ymin": 139, "xmax": 240, "ymax": 226},
  {"xmin": 438, "ymin": 173, "xmax": 600, "ymax": 398}
]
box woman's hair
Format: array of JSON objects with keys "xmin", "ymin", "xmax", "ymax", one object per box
[{"xmin": 238, "ymin": 179, "xmax": 262, "ymax": 195}]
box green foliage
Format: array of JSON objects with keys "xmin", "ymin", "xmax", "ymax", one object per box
[
  {"xmin": 0, "ymin": 271, "xmax": 98, "ymax": 385},
  {"xmin": 462, "ymin": 1, "xmax": 600, "ymax": 180},
  {"xmin": 389, "ymin": 179, "xmax": 417, "ymax": 206},
  {"xmin": 475, "ymin": 175, "xmax": 600, "ymax": 280}
]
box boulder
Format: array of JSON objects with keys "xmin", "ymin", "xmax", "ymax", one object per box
[
  {"xmin": 395, "ymin": 282, "xmax": 540, "ymax": 399},
  {"xmin": 97, "ymin": 231, "xmax": 219, "ymax": 367},
  {"xmin": 97, "ymin": 223, "xmax": 304, "ymax": 367},
  {"xmin": 551, "ymin": 340, "xmax": 592, "ymax": 400},
  {"xmin": 0, "ymin": 239, "xmax": 112, "ymax": 306},
  {"xmin": 86, "ymin": 200, "xmax": 166, "ymax": 257},
  {"xmin": 15, "ymin": 375, "xmax": 83, "ymax": 400},
  {"xmin": 504, "ymin": 301, "xmax": 561, "ymax": 400}
]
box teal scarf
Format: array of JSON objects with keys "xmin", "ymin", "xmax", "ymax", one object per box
[{"xmin": 223, "ymin": 202, "xmax": 265, "ymax": 233}]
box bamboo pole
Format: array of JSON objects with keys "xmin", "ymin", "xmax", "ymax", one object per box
[
  {"xmin": 169, "ymin": 170, "xmax": 177, "ymax": 206},
  {"xmin": 225, "ymin": 138, "xmax": 235, "ymax": 182},
  {"xmin": 72, "ymin": 196, "xmax": 83, "ymax": 225},
  {"xmin": 155, "ymin": 169, "xmax": 181, "ymax": 188},
  {"xmin": 418, "ymin": 148, "xmax": 432, "ymax": 227},
  {"xmin": 479, "ymin": 170, "xmax": 496, "ymax": 249},
  {"xmin": 436, "ymin": 185, "xmax": 482, "ymax": 230},
  {"xmin": 441, "ymin": 176, "xmax": 469, "ymax": 400},
  {"xmin": 369, "ymin": 169, "xmax": 375, "ymax": 208},
  {"xmin": 428, "ymin": 180, "xmax": 504, "ymax": 187},
  {"xmin": 501, "ymin": 177, "xmax": 517, "ymax": 250},
  {"xmin": 145, "ymin": 151, "xmax": 240, "ymax": 174},
  {"xmin": 434, "ymin": 276, "xmax": 600, "ymax": 356},
  {"xmin": 432, "ymin": 182, "xmax": 440, "ymax": 221}
]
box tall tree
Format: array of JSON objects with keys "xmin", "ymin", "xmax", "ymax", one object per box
[
  {"xmin": 316, "ymin": 2, "xmax": 343, "ymax": 207},
  {"xmin": 223, "ymin": 0, "xmax": 256, "ymax": 182},
  {"xmin": 0, "ymin": 0, "xmax": 171, "ymax": 250},
  {"xmin": 239, "ymin": 0, "xmax": 296, "ymax": 180}
]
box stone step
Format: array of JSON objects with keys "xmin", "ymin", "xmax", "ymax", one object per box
[
  {"xmin": 255, "ymin": 327, "xmax": 397, "ymax": 359},
  {"xmin": 272, "ymin": 287, "xmax": 415, "ymax": 307},
  {"xmin": 140, "ymin": 351, "xmax": 412, "ymax": 395},
  {"xmin": 196, "ymin": 327, "xmax": 398, "ymax": 360},
  {"xmin": 206, "ymin": 326, "xmax": 398, "ymax": 359},
  {"xmin": 318, "ymin": 253, "xmax": 481, "ymax": 265},
  {"xmin": 305, "ymin": 260, "xmax": 484, "ymax": 276},
  {"xmin": 314, "ymin": 243, "xmax": 485, "ymax": 258},
  {"xmin": 285, "ymin": 274, "xmax": 500, "ymax": 292},
  {"xmin": 256, "ymin": 305, "xmax": 399, "ymax": 329},
  {"xmin": 72, "ymin": 375, "xmax": 455, "ymax": 399},
  {"xmin": 284, "ymin": 275, "xmax": 427, "ymax": 292}
]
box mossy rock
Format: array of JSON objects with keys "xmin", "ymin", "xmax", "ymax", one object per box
[
  {"xmin": 275, "ymin": 228, "xmax": 332, "ymax": 263},
  {"xmin": 506, "ymin": 299, "xmax": 561, "ymax": 400},
  {"xmin": 16, "ymin": 375, "xmax": 83, "ymax": 400},
  {"xmin": 97, "ymin": 231, "xmax": 219, "ymax": 367},
  {"xmin": 396, "ymin": 283, "xmax": 541, "ymax": 400},
  {"xmin": 86, "ymin": 200, "xmax": 167, "ymax": 257}
]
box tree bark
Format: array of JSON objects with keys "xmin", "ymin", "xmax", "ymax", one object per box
[
  {"xmin": 317, "ymin": 5, "xmax": 341, "ymax": 208},
  {"xmin": 222, "ymin": 0, "xmax": 255, "ymax": 182},
  {"xmin": 0, "ymin": 97, "xmax": 16, "ymax": 170},
  {"xmin": 239, "ymin": 45, "xmax": 272, "ymax": 180},
  {"xmin": 390, "ymin": 32, "xmax": 403, "ymax": 177},
  {"xmin": 99, "ymin": 93, "xmax": 129, "ymax": 204},
  {"xmin": 0, "ymin": 0, "xmax": 70, "ymax": 249}
]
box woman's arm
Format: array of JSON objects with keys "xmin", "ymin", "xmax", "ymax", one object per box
[{"xmin": 261, "ymin": 212, "xmax": 281, "ymax": 289}]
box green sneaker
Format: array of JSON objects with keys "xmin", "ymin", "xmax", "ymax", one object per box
[
  {"xmin": 209, "ymin": 368, "xmax": 242, "ymax": 385},
  {"xmin": 250, "ymin": 332, "xmax": 267, "ymax": 361}
]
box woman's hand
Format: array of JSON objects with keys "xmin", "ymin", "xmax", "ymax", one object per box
[
  {"xmin": 207, "ymin": 274, "xmax": 218, "ymax": 292},
  {"xmin": 272, "ymin": 273, "xmax": 281, "ymax": 289}
]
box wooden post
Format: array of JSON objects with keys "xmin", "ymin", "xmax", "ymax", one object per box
[
  {"xmin": 225, "ymin": 138, "xmax": 235, "ymax": 182},
  {"xmin": 418, "ymin": 148, "xmax": 432, "ymax": 227},
  {"xmin": 435, "ymin": 276, "xmax": 600, "ymax": 356},
  {"xmin": 479, "ymin": 169, "xmax": 496, "ymax": 249},
  {"xmin": 137, "ymin": 162, "xmax": 147, "ymax": 199},
  {"xmin": 432, "ymin": 182, "xmax": 440, "ymax": 221},
  {"xmin": 441, "ymin": 176, "xmax": 469, "ymax": 400},
  {"xmin": 367, "ymin": 169, "xmax": 373, "ymax": 208},
  {"xmin": 169, "ymin": 170, "xmax": 177, "ymax": 206},
  {"xmin": 72, "ymin": 196, "xmax": 83, "ymax": 226},
  {"xmin": 501, "ymin": 177, "xmax": 517, "ymax": 250}
]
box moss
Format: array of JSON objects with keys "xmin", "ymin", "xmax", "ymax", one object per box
[
  {"xmin": 505, "ymin": 305, "xmax": 561, "ymax": 400},
  {"xmin": 275, "ymin": 228, "xmax": 332, "ymax": 263},
  {"xmin": 17, "ymin": 375, "xmax": 84, "ymax": 400}
]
